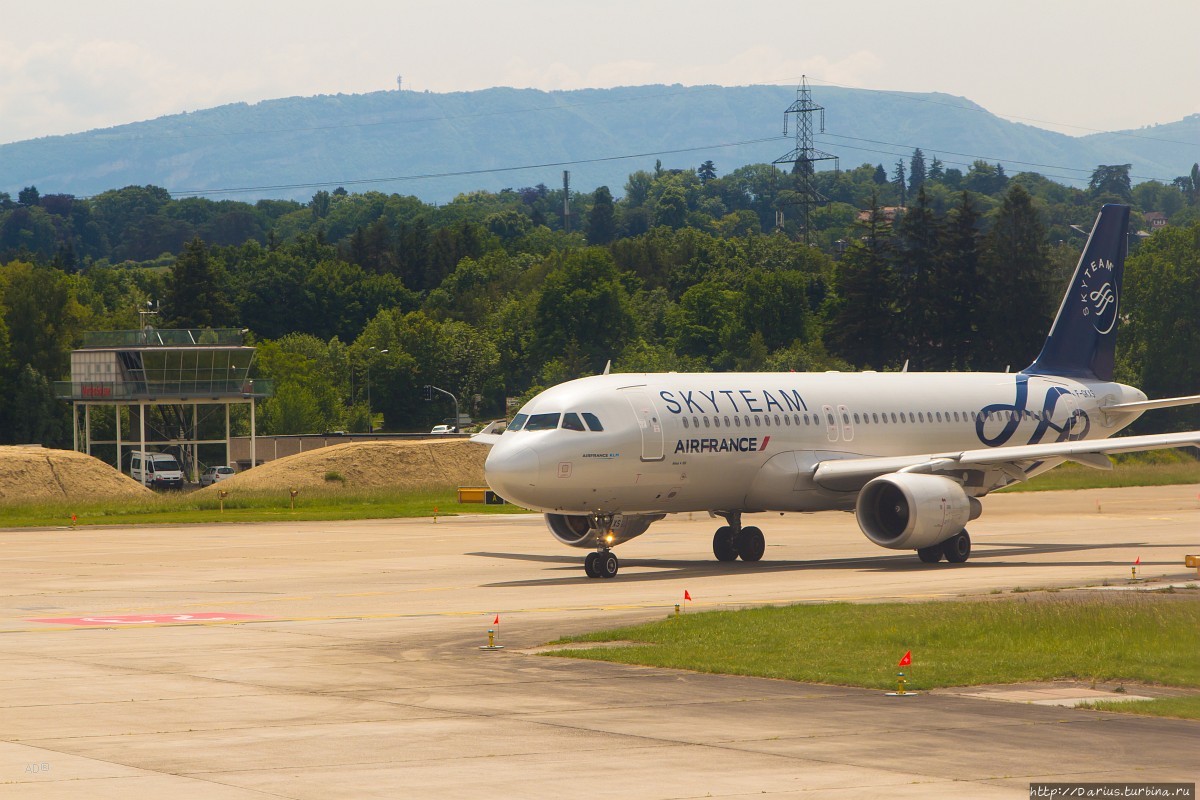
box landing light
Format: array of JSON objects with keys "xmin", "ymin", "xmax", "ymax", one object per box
[{"xmin": 605, "ymin": 533, "xmax": 614, "ymax": 544}]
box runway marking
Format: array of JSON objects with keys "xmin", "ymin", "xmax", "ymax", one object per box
[
  {"xmin": 6, "ymin": 592, "xmax": 961, "ymax": 632},
  {"xmin": 28, "ymin": 613, "xmax": 268, "ymax": 626}
]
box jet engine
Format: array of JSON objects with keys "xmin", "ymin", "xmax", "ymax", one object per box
[
  {"xmin": 545, "ymin": 513, "xmax": 663, "ymax": 548},
  {"xmin": 855, "ymin": 473, "xmax": 982, "ymax": 550}
]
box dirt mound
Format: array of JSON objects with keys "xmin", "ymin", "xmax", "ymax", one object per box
[
  {"xmin": 0, "ymin": 446, "xmax": 153, "ymax": 504},
  {"xmin": 202, "ymin": 438, "xmax": 489, "ymax": 493}
]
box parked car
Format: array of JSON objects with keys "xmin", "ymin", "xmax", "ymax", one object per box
[
  {"xmin": 129, "ymin": 451, "xmax": 185, "ymax": 490},
  {"xmin": 430, "ymin": 424, "xmax": 457, "ymax": 434},
  {"xmin": 199, "ymin": 465, "xmax": 236, "ymax": 487}
]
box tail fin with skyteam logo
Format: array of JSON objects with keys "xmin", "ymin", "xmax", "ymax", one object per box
[{"xmin": 1025, "ymin": 203, "xmax": 1129, "ymax": 381}]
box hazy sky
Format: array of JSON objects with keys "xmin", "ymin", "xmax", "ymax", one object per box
[{"xmin": 3, "ymin": 1, "xmax": 1198, "ymax": 145}]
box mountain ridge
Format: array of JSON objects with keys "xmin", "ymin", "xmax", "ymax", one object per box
[{"xmin": 1, "ymin": 84, "xmax": 1195, "ymax": 203}]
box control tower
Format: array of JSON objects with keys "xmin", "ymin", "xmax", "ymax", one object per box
[{"xmin": 54, "ymin": 328, "xmax": 274, "ymax": 483}]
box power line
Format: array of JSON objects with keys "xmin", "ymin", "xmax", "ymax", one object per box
[{"xmin": 165, "ymin": 135, "xmax": 786, "ymax": 197}]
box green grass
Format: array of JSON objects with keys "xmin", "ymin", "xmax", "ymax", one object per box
[
  {"xmin": 1078, "ymin": 696, "xmax": 1200, "ymax": 719},
  {"xmin": 0, "ymin": 487, "xmax": 529, "ymax": 528},
  {"xmin": 550, "ymin": 594, "xmax": 1200, "ymax": 708},
  {"xmin": 1004, "ymin": 451, "xmax": 1199, "ymax": 492}
]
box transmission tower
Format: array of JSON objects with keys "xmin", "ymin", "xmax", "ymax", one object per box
[{"xmin": 773, "ymin": 76, "xmax": 838, "ymax": 242}]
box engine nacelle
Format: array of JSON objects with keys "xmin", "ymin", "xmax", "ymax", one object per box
[
  {"xmin": 545, "ymin": 513, "xmax": 662, "ymax": 548},
  {"xmin": 855, "ymin": 473, "xmax": 983, "ymax": 550}
]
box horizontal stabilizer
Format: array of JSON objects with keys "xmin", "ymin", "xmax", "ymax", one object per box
[{"xmin": 1103, "ymin": 394, "xmax": 1200, "ymax": 413}]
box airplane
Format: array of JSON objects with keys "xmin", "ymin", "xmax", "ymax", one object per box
[{"xmin": 476, "ymin": 204, "xmax": 1200, "ymax": 579}]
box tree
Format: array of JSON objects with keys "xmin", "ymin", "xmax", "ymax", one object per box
[
  {"xmin": 697, "ymin": 161, "xmax": 717, "ymax": 184},
  {"xmin": 0, "ymin": 260, "xmax": 85, "ymax": 379},
  {"xmin": 1119, "ymin": 222, "xmax": 1200, "ymax": 430},
  {"xmin": 893, "ymin": 187, "xmax": 941, "ymax": 367},
  {"xmin": 164, "ymin": 237, "xmax": 236, "ymax": 329},
  {"xmin": 586, "ymin": 186, "xmax": 617, "ymax": 245},
  {"xmin": 531, "ymin": 248, "xmax": 634, "ymax": 374},
  {"xmin": 830, "ymin": 195, "xmax": 898, "ymax": 368},
  {"xmin": 927, "ymin": 157, "xmax": 945, "ymax": 183},
  {"xmin": 909, "ymin": 149, "xmax": 927, "ymax": 192},
  {"xmin": 892, "ymin": 160, "xmax": 907, "ymax": 206},
  {"xmin": 654, "ymin": 186, "xmax": 688, "ymax": 229},
  {"xmin": 964, "ymin": 161, "xmax": 1008, "ymax": 195},
  {"xmin": 1088, "ymin": 164, "xmax": 1132, "ymax": 202},
  {"xmin": 0, "ymin": 365, "xmax": 71, "ymax": 446},
  {"xmin": 980, "ymin": 184, "xmax": 1054, "ymax": 370},
  {"xmin": 872, "ymin": 164, "xmax": 888, "ymax": 185},
  {"xmin": 936, "ymin": 192, "xmax": 985, "ymax": 367},
  {"xmin": 17, "ymin": 186, "xmax": 40, "ymax": 207}
]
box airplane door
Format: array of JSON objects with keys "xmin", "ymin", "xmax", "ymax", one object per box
[
  {"xmin": 623, "ymin": 389, "xmax": 665, "ymax": 461},
  {"xmin": 838, "ymin": 404, "xmax": 854, "ymax": 442},
  {"xmin": 822, "ymin": 404, "xmax": 839, "ymax": 442}
]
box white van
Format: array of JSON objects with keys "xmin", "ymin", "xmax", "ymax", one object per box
[{"xmin": 129, "ymin": 451, "xmax": 185, "ymax": 489}]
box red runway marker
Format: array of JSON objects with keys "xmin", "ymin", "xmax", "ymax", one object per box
[{"xmin": 30, "ymin": 613, "xmax": 267, "ymax": 626}]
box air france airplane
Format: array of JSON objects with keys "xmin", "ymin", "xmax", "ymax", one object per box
[{"xmin": 477, "ymin": 205, "xmax": 1200, "ymax": 578}]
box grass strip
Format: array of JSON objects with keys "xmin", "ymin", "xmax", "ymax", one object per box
[
  {"xmin": 1078, "ymin": 696, "xmax": 1200, "ymax": 719},
  {"xmin": 0, "ymin": 487, "xmax": 529, "ymax": 528},
  {"xmin": 551, "ymin": 593, "xmax": 1200, "ymax": 716}
]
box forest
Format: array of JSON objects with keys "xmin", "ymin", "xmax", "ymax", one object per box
[{"xmin": 1, "ymin": 152, "xmax": 1199, "ymax": 447}]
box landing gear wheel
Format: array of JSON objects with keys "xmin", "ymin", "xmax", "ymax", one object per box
[
  {"xmin": 943, "ymin": 530, "xmax": 971, "ymax": 564},
  {"xmin": 584, "ymin": 552, "xmax": 601, "ymax": 578},
  {"xmin": 598, "ymin": 551, "xmax": 619, "ymax": 579},
  {"xmin": 917, "ymin": 546, "xmax": 944, "ymax": 563},
  {"xmin": 713, "ymin": 526, "xmax": 738, "ymax": 561},
  {"xmin": 735, "ymin": 526, "xmax": 766, "ymax": 562}
]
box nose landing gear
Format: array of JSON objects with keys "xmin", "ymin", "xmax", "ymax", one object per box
[{"xmin": 583, "ymin": 513, "xmax": 619, "ymax": 579}]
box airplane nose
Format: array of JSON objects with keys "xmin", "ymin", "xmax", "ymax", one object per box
[{"xmin": 484, "ymin": 445, "xmax": 540, "ymax": 502}]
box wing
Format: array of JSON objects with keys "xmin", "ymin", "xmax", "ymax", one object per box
[{"xmin": 812, "ymin": 430, "xmax": 1200, "ymax": 492}]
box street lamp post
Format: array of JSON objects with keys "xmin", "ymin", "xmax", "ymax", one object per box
[{"xmin": 366, "ymin": 347, "xmax": 388, "ymax": 433}]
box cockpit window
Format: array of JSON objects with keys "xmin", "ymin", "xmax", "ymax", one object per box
[
  {"xmin": 524, "ymin": 413, "xmax": 561, "ymax": 431},
  {"xmin": 582, "ymin": 412, "xmax": 603, "ymax": 431},
  {"xmin": 508, "ymin": 413, "xmax": 528, "ymax": 432},
  {"xmin": 562, "ymin": 412, "xmax": 586, "ymax": 431}
]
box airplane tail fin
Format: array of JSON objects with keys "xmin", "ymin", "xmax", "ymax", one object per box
[{"xmin": 1025, "ymin": 204, "xmax": 1129, "ymax": 381}]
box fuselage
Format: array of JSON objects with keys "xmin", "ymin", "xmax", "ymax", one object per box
[{"xmin": 483, "ymin": 371, "xmax": 1146, "ymax": 515}]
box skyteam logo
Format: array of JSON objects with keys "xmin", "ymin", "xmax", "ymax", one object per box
[{"xmin": 1079, "ymin": 258, "xmax": 1118, "ymax": 334}]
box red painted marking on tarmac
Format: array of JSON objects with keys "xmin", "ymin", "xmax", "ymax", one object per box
[{"xmin": 29, "ymin": 613, "xmax": 267, "ymax": 626}]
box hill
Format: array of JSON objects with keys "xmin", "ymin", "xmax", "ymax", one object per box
[{"xmin": 1, "ymin": 84, "xmax": 1195, "ymax": 204}]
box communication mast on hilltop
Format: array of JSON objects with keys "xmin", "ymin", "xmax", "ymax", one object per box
[{"xmin": 773, "ymin": 76, "xmax": 838, "ymax": 243}]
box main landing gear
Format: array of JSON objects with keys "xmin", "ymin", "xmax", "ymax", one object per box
[
  {"xmin": 712, "ymin": 512, "xmax": 766, "ymax": 563},
  {"xmin": 916, "ymin": 530, "xmax": 972, "ymax": 564},
  {"xmin": 583, "ymin": 514, "xmax": 619, "ymax": 579}
]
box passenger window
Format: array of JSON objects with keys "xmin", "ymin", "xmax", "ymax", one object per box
[
  {"xmin": 713, "ymin": 416, "xmax": 721, "ymax": 428},
  {"xmin": 693, "ymin": 416, "xmax": 700, "ymax": 428},
  {"xmin": 853, "ymin": 413, "xmax": 860, "ymax": 424},
  {"xmin": 754, "ymin": 415, "xmax": 762, "ymax": 426},
  {"xmin": 872, "ymin": 413, "xmax": 879, "ymax": 424},
  {"xmin": 900, "ymin": 412, "xmax": 907, "ymax": 423},
  {"xmin": 525, "ymin": 413, "xmax": 561, "ymax": 431},
  {"xmin": 724, "ymin": 416, "xmax": 731, "ymax": 427},
  {"xmin": 793, "ymin": 414, "xmax": 801, "ymax": 426},
  {"xmin": 763, "ymin": 415, "xmax": 771, "ymax": 427},
  {"xmin": 953, "ymin": 411, "xmax": 960, "ymax": 422},
  {"xmin": 936, "ymin": 412, "xmax": 943, "ymax": 423},
  {"xmin": 703, "ymin": 416, "xmax": 711, "ymax": 428},
  {"xmin": 508, "ymin": 413, "xmax": 528, "ymax": 432},
  {"xmin": 562, "ymin": 413, "xmax": 586, "ymax": 431},
  {"xmin": 803, "ymin": 414, "xmax": 810, "ymax": 425},
  {"xmin": 774, "ymin": 415, "xmax": 781, "ymax": 426},
  {"xmin": 891, "ymin": 412, "xmax": 898, "ymax": 423},
  {"xmin": 842, "ymin": 413, "xmax": 849, "ymax": 425},
  {"xmin": 582, "ymin": 412, "xmax": 604, "ymax": 431},
  {"xmin": 918, "ymin": 412, "xmax": 925, "ymax": 423},
  {"xmin": 683, "ymin": 417, "xmax": 690, "ymax": 429},
  {"xmin": 734, "ymin": 415, "xmax": 741, "ymax": 427}
]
